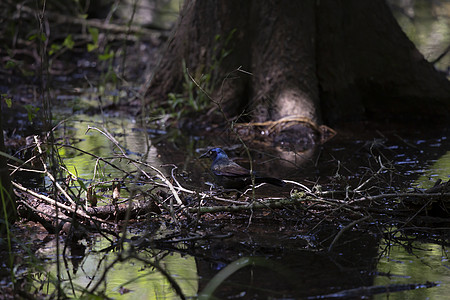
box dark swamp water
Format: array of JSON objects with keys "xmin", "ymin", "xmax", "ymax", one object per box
[
  {"xmin": 4, "ymin": 107, "xmax": 450, "ymax": 299},
  {"xmin": 1, "ymin": 1, "xmax": 450, "ymax": 299}
]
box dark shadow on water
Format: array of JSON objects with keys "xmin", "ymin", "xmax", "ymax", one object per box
[{"xmin": 191, "ymin": 221, "xmax": 380, "ymax": 299}]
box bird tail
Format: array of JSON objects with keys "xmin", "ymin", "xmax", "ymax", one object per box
[{"xmin": 255, "ymin": 177, "xmax": 286, "ymax": 187}]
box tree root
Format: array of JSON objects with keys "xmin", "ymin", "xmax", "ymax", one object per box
[{"xmin": 234, "ymin": 115, "xmax": 337, "ymax": 145}]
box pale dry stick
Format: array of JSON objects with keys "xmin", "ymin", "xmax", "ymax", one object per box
[
  {"xmin": 236, "ymin": 65, "xmax": 253, "ymax": 76},
  {"xmin": 160, "ymin": 171, "xmax": 323, "ymax": 209},
  {"xmin": 132, "ymin": 160, "xmax": 185, "ymax": 207},
  {"xmin": 58, "ymin": 165, "xmax": 78, "ymax": 180},
  {"xmin": 125, "ymin": 159, "xmax": 185, "ymax": 209},
  {"xmin": 151, "ymin": 180, "xmax": 249, "ymax": 206},
  {"xmin": 166, "ymin": 173, "xmax": 276, "ymax": 206},
  {"xmin": 164, "ymin": 175, "xmax": 327, "ymax": 210},
  {"xmin": 354, "ymin": 156, "xmax": 387, "ymax": 193},
  {"xmin": 86, "ymin": 126, "xmax": 185, "ymax": 207},
  {"xmin": 8, "ymin": 164, "xmax": 45, "ymax": 175},
  {"xmin": 86, "ymin": 126, "xmax": 152, "ymax": 180},
  {"xmin": 58, "ymin": 144, "xmax": 133, "ymax": 177},
  {"xmin": 44, "ymin": 169, "xmax": 78, "ymax": 207},
  {"xmin": 92, "ymin": 157, "xmax": 107, "ymax": 182},
  {"xmin": 241, "ymin": 183, "xmax": 270, "ymax": 195},
  {"xmin": 86, "ymin": 126, "xmax": 122, "ymax": 150},
  {"xmin": 152, "ymin": 179, "xmax": 193, "ymax": 195},
  {"xmin": 9, "ymin": 152, "xmax": 44, "ymax": 177},
  {"xmin": 286, "ymin": 181, "xmax": 342, "ymax": 206},
  {"xmin": 283, "ymin": 180, "xmax": 312, "ymax": 193},
  {"xmin": 12, "ymin": 181, "xmax": 113, "ymax": 225},
  {"xmin": 153, "ymin": 163, "xmax": 313, "ymax": 209},
  {"xmin": 149, "ymin": 171, "xmax": 251, "ymax": 207},
  {"xmin": 164, "ymin": 164, "xmax": 185, "ymax": 190},
  {"xmin": 33, "ymin": 136, "xmax": 78, "ymax": 207},
  {"xmin": 165, "ymin": 163, "xmax": 214, "ymax": 207},
  {"xmin": 348, "ymin": 192, "xmax": 450, "ymax": 204}
]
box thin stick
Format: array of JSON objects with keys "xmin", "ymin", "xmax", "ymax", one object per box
[
  {"xmin": 328, "ymin": 216, "xmax": 371, "ymax": 252},
  {"xmin": 86, "ymin": 127, "xmax": 185, "ymax": 207},
  {"xmin": 33, "ymin": 136, "xmax": 77, "ymax": 207},
  {"xmin": 12, "ymin": 181, "xmax": 113, "ymax": 226}
]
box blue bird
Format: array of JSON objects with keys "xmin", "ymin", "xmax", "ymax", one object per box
[{"xmin": 200, "ymin": 148, "xmax": 286, "ymax": 189}]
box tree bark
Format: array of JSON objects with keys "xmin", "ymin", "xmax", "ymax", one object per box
[
  {"xmin": 147, "ymin": 0, "xmax": 253, "ymax": 118},
  {"xmin": 250, "ymin": 1, "xmax": 321, "ymax": 124},
  {"xmin": 316, "ymin": 0, "xmax": 450, "ymax": 123},
  {"xmin": 145, "ymin": 0, "xmax": 450, "ymax": 133}
]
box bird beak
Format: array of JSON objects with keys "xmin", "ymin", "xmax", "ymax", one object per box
[{"xmin": 199, "ymin": 150, "xmax": 210, "ymax": 159}]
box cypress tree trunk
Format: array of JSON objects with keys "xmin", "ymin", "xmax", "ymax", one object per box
[{"xmin": 145, "ymin": 0, "xmax": 450, "ymax": 132}]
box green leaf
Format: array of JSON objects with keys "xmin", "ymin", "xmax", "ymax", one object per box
[
  {"xmin": 88, "ymin": 27, "xmax": 99, "ymax": 45},
  {"xmin": 87, "ymin": 43, "xmax": 97, "ymax": 52},
  {"xmin": 4, "ymin": 97, "xmax": 12, "ymax": 108},
  {"xmin": 1, "ymin": 94, "xmax": 12, "ymax": 107},
  {"xmin": 49, "ymin": 44, "xmax": 61, "ymax": 55},
  {"xmin": 77, "ymin": 178, "xmax": 87, "ymax": 191},
  {"xmin": 28, "ymin": 33, "xmax": 46, "ymax": 41},
  {"xmin": 23, "ymin": 104, "xmax": 39, "ymax": 123},
  {"xmin": 27, "ymin": 34, "xmax": 38, "ymax": 41},
  {"xmin": 98, "ymin": 50, "xmax": 113, "ymax": 61},
  {"xmin": 5, "ymin": 60, "xmax": 16, "ymax": 69},
  {"xmin": 63, "ymin": 34, "xmax": 74, "ymax": 49}
]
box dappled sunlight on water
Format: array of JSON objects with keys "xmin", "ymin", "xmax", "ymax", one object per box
[
  {"xmin": 4, "ymin": 1, "xmax": 450, "ymax": 297},
  {"xmin": 58, "ymin": 114, "xmax": 161, "ymax": 180},
  {"xmin": 39, "ymin": 235, "xmax": 198, "ymax": 298},
  {"xmin": 375, "ymin": 240, "xmax": 450, "ymax": 299},
  {"xmin": 415, "ymin": 150, "xmax": 450, "ymax": 189},
  {"xmin": 45, "ymin": 110, "xmax": 450, "ymax": 298}
]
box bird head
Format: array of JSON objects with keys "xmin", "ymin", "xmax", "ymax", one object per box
[{"xmin": 200, "ymin": 148, "xmax": 228, "ymax": 161}]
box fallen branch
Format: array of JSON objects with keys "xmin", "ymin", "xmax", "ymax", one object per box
[
  {"xmin": 12, "ymin": 181, "xmax": 114, "ymax": 226},
  {"xmin": 14, "ymin": 3, "xmax": 164, "ymax": 36},
  {"xmin": 188, "ymin": 197, "xmax": 310, "ymax": 214}
]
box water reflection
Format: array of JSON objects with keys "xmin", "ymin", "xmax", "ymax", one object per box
[
  {"xmin": 193, "ymin": 225, "xmax": 380, "ymax": 299},
  {"xmin": 389, "ymin": 0, "xmax": 450, "ymax": 73},
  {"xmin": 59, "ymin": 114, "xmax": 162, "ymax": 180},
  {"xmin": 415, "ymin": 150, "xmax": 450, "ymax": 189},
  {"xmin": 49, "ymin": 113, "xmax": 450, "ymax": 299},
  {"xmin": 40, "ymin": 235, "xmax": 198, "ymax": 298},
  {"xmin": 375, "ymin": 240, "xmax": 450, "ymax": 299},
  {"xmin": 36, "ymin": 223, "xmax": 381, "ymax": 299}
]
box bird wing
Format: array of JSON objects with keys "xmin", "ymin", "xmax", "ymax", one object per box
[{"xmin": 212, "ymin": 162, "xmax": 250, "ymax": 177}]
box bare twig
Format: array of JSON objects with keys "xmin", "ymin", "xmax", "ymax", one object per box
[
  {"xmin": 328, "ymin": 216, "xmax": 371, "ymax": 252},
  {"xmin": 12, "ymin": 181, "xmax": 114, "ymax": 226},
  {"xmin": 86, "ymin": 126, "xmax": 185, "ymax": 208}
]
